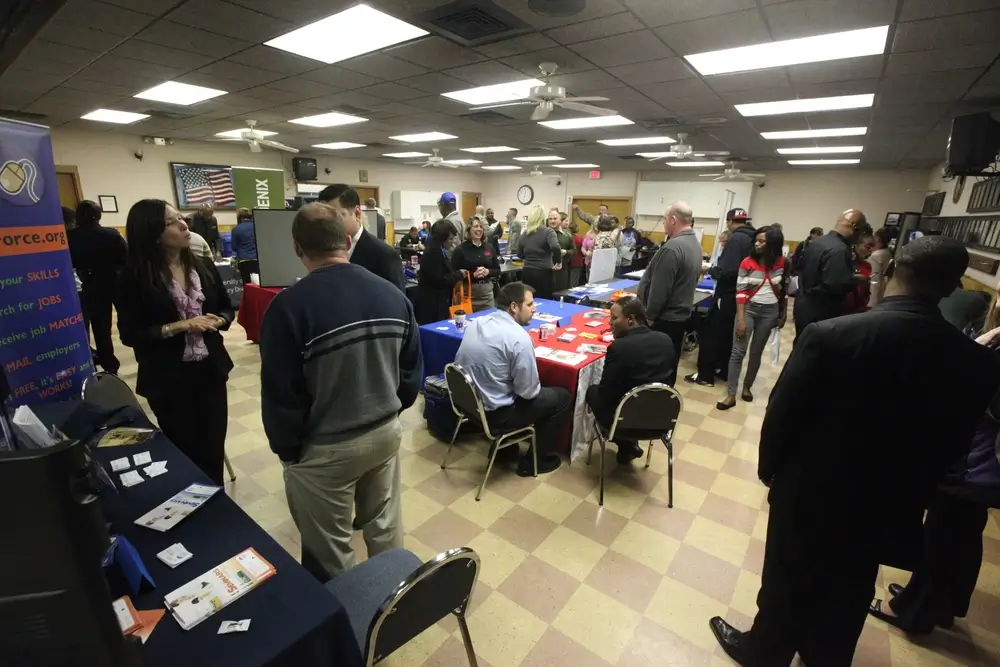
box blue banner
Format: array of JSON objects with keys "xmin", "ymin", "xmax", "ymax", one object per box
[{"xmin": 0, "ymin": 118, "xmax": 92, "ymax": 405}]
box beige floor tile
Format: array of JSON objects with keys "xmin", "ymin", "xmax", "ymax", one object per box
[
  {"xmin": 584, "ymin": 550, "xmax": 661, "ymax": 614},
  {"xmin": 610, "ymin": 521, "xmax": 681, "ymax": 575},
  {"xmin": 730, "ymin": 569, "xmax": 763, "ymax": 617},
  {"xmin": 729, "ymin": 439, "xmax": 759, "ymax": 463},
  {"xmin": 666, "ymin": 544, "xmax": 742, "ymax": 605},
  {"xmin": 699, "ymin": 416, "xmax": 744, "ymax": 439},
  {"xmin": 401, "ymin": 488, "xmax": 446, "ymax": 531},
  {"xmin": 497, "ymin": 555, "xmax": 583, "ymax": 624},
  {"xmin": 584, "ymin": 478, "xmax": 647, "ymax": 518},
  {"xmin": 450, "ymin": 488, "xmax": 515, "ymax": 529},
  {"xmin": 709, "ymin": 472, "xmax": 767, "ymax": 510},
  {"xmin": 520, "ymin": 627, "xmax": 614, "ymax": 667},
  {"xmin": 617, "ymin": 616, "xmax": 715, "ymax": 667},
  {"xmin": 653, "ymin": 478, "xmax": 708, "ymax": 514},
  {"xmin": 645, "ymin": 577, "xmax": 730, "ymax": 652},
  {"xmin": 520, "ymin": 483, "xmax": 586, "ymax": 524},
  {"xmin": 553, "ymin": 584, "xmax": 642, "ymax": 664},
  {"xmin": 381, "ymin": 624, "xmax": 450, "ymax": 667},
  {"xmin": 534, "ymin": 525, "xmax": 608, "ymax": 581},
  {"xmin": 465, "ymin": 591, "xmax": 548, "ymax": 667},
  {"xmin": 684, "ymin": 516, "xmax": 752, "ymax": 568},
  {"xmin": 561, "ymin": 502, "xmax": 629, "ymax": 547},
  {"xmin": 410, "ymin": 508, "xmax": 484, "ymax": 554},
  {"xmin": 677, "ymin": 443, "xmax": 729, "ymax": 471},
  {"xmin": 489, "ymin": 505, "xmax": 559, "ymax": 553},
  {"xmin": 467, "ymin": 531, "xmax": 529, "ymax": 588}
]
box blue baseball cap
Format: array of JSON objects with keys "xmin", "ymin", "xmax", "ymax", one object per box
[{"xmin": 438, "ymin": 192, "xmax": 457, "ymax": 205}]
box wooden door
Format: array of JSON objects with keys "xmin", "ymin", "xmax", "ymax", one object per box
[
  {"xmin": 355, "ymin": 186, "xmax": 379, "ymax": 205},
  {"xmin": 570, "ymin": 197, "xmax": 633, "ymax": 233},
  {"xmin": 55, "ymin": 166, "xmax": 82, "ymax": 211},
  {"xmin": 461, "ymin": 192, "xmax": 481, "ymax": 222}
]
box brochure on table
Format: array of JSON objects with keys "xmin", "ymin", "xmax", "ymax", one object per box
[{"xmin": 134, "ymin": 483, "xmax": 222, "ymax": 532}]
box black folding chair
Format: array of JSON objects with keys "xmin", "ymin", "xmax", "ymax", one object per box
[
  {"xmin": 326, "ymin": 547, "xmax": 481, "ymax": 667},
  {"xmin": 442, "ymin": 363, "xmax": 536, "ymax": 501},
  {"xmin": 587, "ymin": 382, "xmax": 683, "ymax": 507}
]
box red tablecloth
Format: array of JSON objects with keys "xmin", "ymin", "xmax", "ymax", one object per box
[{"xmin": 237, "ymin": 284, "xmax": 281, "ymax": 343}]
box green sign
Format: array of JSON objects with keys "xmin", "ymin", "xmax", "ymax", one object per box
[{"xmin": 232, "ymin": 167, "xmax": 284, "ymax": 209}]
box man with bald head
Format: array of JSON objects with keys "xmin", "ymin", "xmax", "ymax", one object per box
[
  {"xmin": 793, "ymin": 208, "xmax": 873, "ymax": 339},
  {"xmin": 260, "ymin": 202, "xmax": 422, "ymax": 579},
  {"xmin": 636, "ymin": 201, "xmax": 703, "ymax": 383}
]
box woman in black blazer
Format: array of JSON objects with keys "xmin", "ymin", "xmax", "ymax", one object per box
[
  {"xmin": 117, "ymin": 199, "xmax": 234, "ymax": 484},
  {"xmin": 414, "ymin": 220, "xmax": 467, "ymax": 324}
]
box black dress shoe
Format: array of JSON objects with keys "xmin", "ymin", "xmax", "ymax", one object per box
[
  {"xmin": 709, "ymin": 616, "xmax": 748, "ymax": 665},
  {"xmin": 615, "ymin": 442, "xmax": 643, "ymax": 465},
  {"xmin": 888, "ymin": 583, "xmax": 903, "ymax": 598},
  {"xmin": 517, "ymin": 452, "xmax": 561, "ymax": 477},
  {"xmin": 684, "ymin": 373, "xmax": 714, "ymax": 387}
]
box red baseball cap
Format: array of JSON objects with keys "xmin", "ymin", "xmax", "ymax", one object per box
[{"xmin": 726, "ymin": 208, "xmax": 751, "ymax": 221}]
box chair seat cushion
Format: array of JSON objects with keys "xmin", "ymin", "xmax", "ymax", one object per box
[{"xmin": 324, "ymin": 548, "xmax": 423, "ymax": 654}]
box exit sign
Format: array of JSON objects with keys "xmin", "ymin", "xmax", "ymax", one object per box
[{"xmin": 588, "ymin": 170, "xmax": 601, "ymax": 179}]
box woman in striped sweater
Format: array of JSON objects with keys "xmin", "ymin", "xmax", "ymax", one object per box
[{"xmin": 718, "ymin": 225, "xmax": 787, "ymax": 410}]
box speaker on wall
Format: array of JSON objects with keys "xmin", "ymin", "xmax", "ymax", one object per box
[{"xmin": 292, "ymin": 157, "xmax": 317, "ymax": 181}]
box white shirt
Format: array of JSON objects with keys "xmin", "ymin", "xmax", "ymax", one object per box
[
  {"xmin": 347, "ymin": 225, "xmax": 364, "ymax": 260},
  {"xmin": 455, "ymin": 311, "xmax": 540, "ymax": 410},
  {"xmin": 188, "ymin": 231, "xmax": 213, "ymax": 259}
]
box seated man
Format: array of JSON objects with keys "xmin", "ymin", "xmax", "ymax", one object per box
[
  {"xmin": 455, "ymin": 282, "xmax": 570, "ymax": 476},
  {"xmin": 586, "ymin": 295, "xmax": 676, "ymax": 463}
]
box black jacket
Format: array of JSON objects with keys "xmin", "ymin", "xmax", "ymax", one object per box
[
  {"xmin": 188, "ymin": 213, "xmax": 221, "ymax": 254},
  {"xmin": 760, "ymin": 297, "xmax": 1000, "ymax": 569},
  {"xmin": 794, "ymin": 231, "xmax": 855, "ymax": 328},
  {"xmin": 116, "ymin": 260, "xmax": 234, "ymax": 398},
  {"xmin": 351, "ymin": 229, "xmax": 405, "ymax": 291},
  {"xmin": 68, "ymin": 225, "xmax": 127, "ymax": 294},
  {"xmin": 587, "ymin": 326, "xmax": 675, "ymax": 426},
  {"xmin": 415, "ymin": 243, "xmax": 464, "ymax": 324},
  {"xmin": 709, "ymin": 224, "xmax": 755, "ymax": 296},
  {"xmin": 451, "ymin": 240, "xmax": 500, "ymax": 282}
]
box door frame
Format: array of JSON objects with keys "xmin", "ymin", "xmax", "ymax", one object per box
[
  {"xmin": 461, "ymin": 191, "xmax": 482, "ymax": 222},
  {"xmin": 55, "ymin": 164, "xmax": 84, "ymax": 203},
  {"xmin": 354, "ymin": 185, "xmax": 380, "ymax": 204}
]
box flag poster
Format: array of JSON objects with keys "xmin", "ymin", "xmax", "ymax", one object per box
[
  {"xmin": 171, "ymin": 163, "xmax": 236, "ymax": 209},
  {"xmin": 232, "ymin": 166, "xmax": 284, "ymax": 210},
  {"xmin": 0, "ymin": 117, "xmax": 93, "ymax": 406}
]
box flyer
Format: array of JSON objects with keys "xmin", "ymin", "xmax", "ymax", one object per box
[
  {"xmin": 164, "ymin": 548, "xmax": 276, "ymax": 630},
  {"xmin": 134, "ymin": 483, "xmax": 222, "ymax": 532}
]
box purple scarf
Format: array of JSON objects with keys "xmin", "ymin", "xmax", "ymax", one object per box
[{"xmin": 168, "ymin": 269, "xmax": 209, "ymax": 362}]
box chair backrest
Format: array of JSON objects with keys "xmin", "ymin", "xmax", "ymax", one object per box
[
  {"xmin": 609, "ymin": 383, "xmax": 684, "ymax": 440},
  {"xmin": 365, "ymin": 547, "xmax": 480, "ymax": 666},
  {"xmin": 444, "ymin": 364, "xmax": 495, "ymax": 439},
  {"xmin": 80, "ymin": 372, "xmax": 142, "ymax": 413}
]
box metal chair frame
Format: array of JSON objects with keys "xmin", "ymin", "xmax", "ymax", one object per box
[
  {"xmin": 586, "ymin": 382, "xmax": 683, "ymax": 507},
  {"xmin": 441, "ymin": 363, "xmax": 536, "ymax": 501}
]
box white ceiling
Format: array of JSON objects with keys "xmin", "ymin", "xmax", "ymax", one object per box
[{"xmin": 2, "ymin": 0, "xmax": 999, "ymax": 171}]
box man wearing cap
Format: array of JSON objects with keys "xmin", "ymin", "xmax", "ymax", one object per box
[
  {"xmin": 794, "ymin": 208, "xmax": 873, "ymax": 340},
  {"xmin": 438, "ymin": 192, "xmax": 464, "ymax": 253},
  {"xmin": 685, "ymin": 208, "xmax": 756, "ymax": 387}
]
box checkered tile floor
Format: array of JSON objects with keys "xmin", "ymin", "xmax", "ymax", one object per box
[{"xmin": 109, "ymin": 319, "xmax": 1000, "ymax": 667}]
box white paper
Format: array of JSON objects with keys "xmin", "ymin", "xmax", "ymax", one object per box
[
  {"xmin": 435, "ymin": 326, "xmax": 449, "ymax": 330},
  {"xmin": 143, "ymin": 461, "xmax": 168, "ymax": 478},
  {"xmin": 586, "ymin": 321, "xmax": 604, "ymax": 328},
  {"xmin": 534, "ymin": 346, "xmax": 589, "ymax": 366},
  {"xmin": 218, "ymin": 619, "xmax": 251, "ymax": 634},
  {"xmin": 157, "ymin": 543, "xmax": 193, "ymax": 568},
  {"xmin": 110, "ymin": 457, "xmax": 131, "ymax": 472},
  {"xmin": 577, "ymin": 343, "xmax": 608, "ymax": 354},
  {"xmin": 135, "ymin": 483, "xmax": 222, "ymax": 532},
  {"xmin": 120, "ymin": 471, "xmax": 144, "ymax": 487},
  {"xmin": 589, "ymin": 247, "xmax": 617, "ymax": 283},
  {"xmin": 532, "ymin": 313, "xmax": 560, "ymax": 324},
  {"xmin": 12, "ymin": 406, "xmax": 60, "ymax": 448},
  {"xmin": 133, "ymin": 451, "xmax": 152, "ymax": 466}
]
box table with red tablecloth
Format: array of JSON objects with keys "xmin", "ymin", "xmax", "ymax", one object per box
[{"xmin": 237, "ymin": 284, "xmax": 281, "ymax": 343}]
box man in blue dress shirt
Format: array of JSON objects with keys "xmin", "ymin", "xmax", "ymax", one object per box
[{"xmin": 456, "ymin": 282, "xmax": 570, "ymax": 476}]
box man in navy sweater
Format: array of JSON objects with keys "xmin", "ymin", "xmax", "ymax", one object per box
[{"xmin": 260, "ymin": 202, "xmax": 422, "ymax": 579}]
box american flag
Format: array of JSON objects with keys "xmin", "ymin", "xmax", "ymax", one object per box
[{"xmin": 178, "ymin": 166, "xmax": 235, "ymax": 206}]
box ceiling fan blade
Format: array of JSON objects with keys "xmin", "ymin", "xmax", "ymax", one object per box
[
  {"xmin": 698, "ymin": 173, "xmax": 723, "ymax": 177},
  {"xmin": 260, "ymin": 139, "xmax": 299, "ymax": 153},
  {"xmin": 699, "ymin": 150, "xmax": 731, "ymax": 156},
  {"xmin": 248, "ymin": 140, "xmax": 261, "ymax": 153},
  {"xmin": 403, "ymin": 161, "xmax": 424, "ymax": 165},
  {"xmin": 470, "ymin": 100, "xmax": 536, "ymax": 111},
  {"xmin": 557, "ymin": 100, "xmax": 617, "ymax": 116},
  {"xmin": 530, "ymin": 104, "xmax": 552, "ymax": 121},
  {"xmin": 420, "ymin": 163, "xmax": 431, "ymax": 168},
  {"xmin": 562, "ymin": 96, "xmax": 610, "ymax": 103},
  {"xmin": 712, "ymin": 176, "xmax": 727, "ymax": 181},
  {"xmin": 743, "ymin": 172, "xmax": 766, "ymax": 178},
  {"xmin": 442, "ymin": 163, "xmax": 460, "ymax": 168}
]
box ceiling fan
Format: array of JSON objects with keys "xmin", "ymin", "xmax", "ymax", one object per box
[
  {"xmin": 644, "ymin": 132, "xmax": 729, "ymax": 162},
  {"xmin": 698, "ymin": 161, "xmax": 766, "ymax": 182},
  {"xmin": 469, "ymin": 62, "xmax": 616, "ymax": 121},
  {"xmin": 234, "ymin": 119, "xmax": 299, "ymax": 153},
  {"xmin": 404, "ymin": 148, "xmax": 459, "ymax": 168},
  {"xmin": 529, "ymin": 165, "xmax": 561, "ymax": 179}
]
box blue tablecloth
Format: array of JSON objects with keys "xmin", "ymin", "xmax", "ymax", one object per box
[
  {"xmin": 557, "ymin": 278, "xmax": 639, "ymax": 304},
  {"xmin": 698, "ymin": 276, "xmax": 716, "ymax": 291},
  {"xmin": 419, "ymin": 298, "xmax": 594, "ymax": 379},
  {"xmin": 54, "ymin": 404, "xmax": 364, "ymax": 667}
]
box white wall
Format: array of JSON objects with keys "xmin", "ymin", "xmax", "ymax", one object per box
[
  {"xmin": 927, "ymin": 162, "xmax": 1000, "ymax": 287},
  {"xmin": 481, "ymin": 170, "xmax": 638, "ymax": 218}
]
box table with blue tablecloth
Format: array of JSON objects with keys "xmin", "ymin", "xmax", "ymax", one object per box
[
  {"xmin": 40, "ymin": 402, "xmax": 364, "ymax": 667},
  {"xmin": 419, "ymin": 297, "xmax": 594, "ymax": 379},
  {"xmin": 554, "ymin": 278, "xmax": 639, "ymax": 304}
]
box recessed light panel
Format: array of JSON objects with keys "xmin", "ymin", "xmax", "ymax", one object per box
[
  {"xmin": 560, "ymin": 164, "xmax": 600, "ymax": 168},
  {"xmin": 265, "ymin": 5, "xmax": 427, "ymax": 64},
  {"xmin": 512, "ymin": 156, "xmax": 564, "ymax": 162},
  {"xmin": 777, "ymin": 146, "xmax": 864, "ymax": 155},
  {"xmin": 313, "ymin": 142, "xmax": 366, "ymax": 149},
  {"xmin": 787, "ymin": 159, "xmax": 860, "ymax": 165},
  {"xmin": 81, "ymin": 109, "xmax": 149, "ymax": 124},
  {"xmin": 597, "ymin": 136, "xmax": 675, "ymax": 146},
  {"xmin": 389, "ymin": 132, "xmax": 457, "ymax": 142},
  {"xmin": 762, "ymin": 127, "xmax": 867, "ymax": 140},
  {"xmin": 443, "ymin": 79, "xmax": 543, "ymax": 105},
  {"xmin": 736, "ymin": 94, "xmax": 874, "ymax": 117},
  {"xmin": 288, "ymin": 111, "xmax": 368, "ymax": 128},
  {"xmin": 685, "ymin": 26, "xmax": 889, "ymax": 76},
  {"xmin": 481, "ymin": 165, "xmax": 522, "ymax": 171},
  {"xmin": 442, "ymin": 159, "xmax": 482, "ymax": 165},
  {"xmin": 383, "ymin": 152, "xmax": 430, "ymax": 158},
  {"xmin": 460, "ymin": 146, "xmax": 518, "ymax": 153},
  {"xmin": 539, "ymin": 115, "xmax": 634, "ymax": 129},
  {"xmin": 134, "ymin": 81, "xmax": 227, "ymax": 105},
  {"xmin": 665, "ymin": 161, "xmax": 726, "ymax": 167},
  {"xmin": 216, "ymin": 128, "xmax": 277, "ymax": 138}
]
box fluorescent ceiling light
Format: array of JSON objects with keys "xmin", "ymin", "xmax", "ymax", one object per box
[
  {"xmin": 539, "ymin": 115, "xmax": 634, "ymax": 130},
  {"xmin": 481, "ymin": 165, "xmax": 521, "ymax": 171},
  {"xmin": 777, "ymin": 145, "xmax": 864, "ymax": 155},
  {"xmin": 81, "ymin": 109, "xmax": 149, "ymax": 124},
  {"xmin": 389, "ymin": 132, "xmax": 457, "ymax": 142},
  {"xmin": 665, "ymin": 161, "xmax": 727, "ymax": 167},
  {"xmin": 460, "ymin": 146, "xmax": 518, "ymax": 153},
  {"xmin": 313, "ymin": 142, "xmax": 366, "ymax": 149},
  {"xmin": 216, "ymin": 128, "xmax": 277, "ymax": 138},
  {"xmin": 561, "ymin": 164, "xmax": 600, "ymax": 168},
  {"xmin": 134, "ymin": 81, "xmax": 226, "ymax": 105},
  {"xmin": 788, "ymin": 159, "xmax": 860, "ymax": 165},
  {"xmin": 597, "ymin": 136, "xmax": 674, "ymax": 146},
  {"xmin": 264, "ymin": 5, "xmax": 427, "ymax": 64},
  {"xmin": 442, "ymin": 79, "xmax": 543, "ymax": 105},
  {"xmin": 289, "ymin": 111, "xmax": 368, "ymax": 128},
  {"xmin": 685, "ymin": 26, "xmax": 889, "ymax": 76},
  {"xmin": 383, "ymin": 152, "xmax": 430, "ymax": 158},
  {"xmin": 512, "ymin": 155, "xmax": 564, "ymax": 162},
  {"xmin": 762, "ymin": 127, "xmax": 867, "ymax": 140},
  {"xmin": 442, "ymin": 159, "xmax": 482, "ymax": 165},
  {"xmin": 736, "ymin": 94, "xmax": 874, "ymax": 117}
]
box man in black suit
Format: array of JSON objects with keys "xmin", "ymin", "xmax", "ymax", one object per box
[
  {"xmin": 709, "ymin": 236, "xmax": 1000, "ymax": 667},
  {"xmin": 586, "ymin": 296, "xmax": 675, "ymax": 464},
  {"xmin": 318, "ymin": 185, "xmax": 404, "ymax": 291}
]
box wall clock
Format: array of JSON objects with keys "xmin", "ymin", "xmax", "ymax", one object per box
[
  {"xmin": 517, "ymin": 184, "xmax": 534, "ymax": 205},
  {"xmin": 953, "ymin": 175, "xmax": 965, "ymax": 204}
]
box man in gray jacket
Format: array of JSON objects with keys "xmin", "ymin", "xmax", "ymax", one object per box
[{"xmin": 637, "ymin": 201, "xmax": 703, "ymax": 384}]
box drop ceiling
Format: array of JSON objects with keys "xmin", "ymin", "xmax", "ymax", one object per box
[{"xmin": 1, "ymin": 0, "xmax": 998, "ymax": 171}]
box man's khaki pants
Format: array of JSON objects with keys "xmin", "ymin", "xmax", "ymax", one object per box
[{"xmin": 283, "ymin": 418, "xmax": 403, "ymax": 579}]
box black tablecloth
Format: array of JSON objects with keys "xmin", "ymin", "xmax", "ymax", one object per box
[{"xmin": 37, "ymin": 402, "xmax": 363, "ymax": 667}]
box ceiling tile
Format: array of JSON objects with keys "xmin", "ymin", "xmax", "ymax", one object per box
[
  {"xmin": 786, "ymin": 55, "xmax": 885, "ymax": 85},
  {"xmin": 110, "ymin": 40, "xmax": 214, "ymax": 70},
  {"xmin": 133, "ymin": 20, "xmax": 253, "ymax": 59},
  {"xmin": 443, "ymin": 61, "xmax": 527, "ymax": 85},
  {"xmin": 763, "ymin": 0, "xmax": 896, "ymax": 39},
  {"xmin": 500, "ymin": 48, "xmax": 596, "ymax": 77},
  {"xmin": 568, "ymin": 30, "xmax": 674, "ymax": 68},
  {"xmin": 365, "ymin": 82, "xmax": 428, "ymax": 102},
  {"xmin": 36, "ymin": 19, "xmax": 127, "ymax": 52},
  {"xmin": 7, "ymin": 54, "xmax": 85, "ymax": 79},
  {"xmin": 262, "ymin": 77, "xmax": 340, "ymax": 96},
  {"xmin": 793, "ymin": 77, "xmax": 880, "ymax": 97},
  {"xmin": 606, "ymin": 58, "xmax": 697, "ymax": 86},
  {"xmin": 397, "ymin": 72, "xmax": 471, "ymax": 95},
  {"xmin": 475, "ymin": 33, "xmax": 560, "ymax": 59},
  {"xmin": 16, "ymin": 40, "xmax": 103, "ymax": 68},
  {"xmin": 191, "ymin": 61, "xmax": 285, "ymax": 87},
  {"xmin": 635, "ymin": 78, "xmax": 716, "ymax": 103},
  {"xmin": 718, "ymin": 86, "xmax": 798, "ymax": 105},
  {"xmin": 654, "ymin": 10, "xmax": 769, "ymax": 55},
  {"xmin": 166, "ymin": 0, "xmax": 296, "ymax": 42},
  {"xmin": 965, "ymin": 62, "xmax": 1000, "ymax": 99},
  {"xmin": 623, "ymin": 0, "xmax": 756, "ymax": 28},
  {"xmin": 878, "ymin": 69, "xmax": 983, "ymax": 104},
  {"xmin": 899, "ymin": 0, "xmax": 1000, "ymax": 22},
  {"xmin": 55, "ymin": 0, "xmax": 155, "ymax": 36},
  {"xmin": 299, "ymin": 66, "xmax": 383, "ymax": 89},
  {"xmin": 388, "ymin": 37, "xmax": 487, "ymax": 69},
  {"xmin": 59, "ymin": 77, "xmax": 141, "ymax": 98},
  {"xmin": 236, "ymin": 86, "xmax": 308, "ymax": 106},
  {"xmin": 705, "ymin": 68, "xmax": 792, "ymax": 94},
  {"xmin": 79, "ymin": 54, "xmax": 189, "ymax": 85},
  {"xmin": 893, "ymin": 10, "xmax": 1000, "ymax": 53},
  {"xmin": 885, "ymin": 44, "xmax": 999, "ymax": 76},
  {"xmin": 339, "ymin": 53, "xmax": 430, "ymax": 80},
  {"xmin": 490, "ymin": 0, "xmax": 629, "ymax": 30},
  {"xmin": 547, "ymin": 69, "xmax": 623, "ymax": 94},
  {"xmin": 226, "ymin": 46, "xmax": 323, "ymax": 76},
  {"xmin": 407, "ymin": 95, "xmax": 474, "ymax": 114},
  {"xmin": 544, "ymin": 12, "xmax": 644, "ymax": 44},
  {"xmin": 663, "ymin": 95, "xmax": 729, "ymax": 116}
]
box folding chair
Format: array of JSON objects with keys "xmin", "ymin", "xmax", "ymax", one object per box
[
  {"xmin": 326, "ymin": 547, "xmax": 481, "ymax": 667},
  {"xmin": 80, "ymin": 371, "xmax": 236, "ymax": 482},
  {"xmin": 441, "ymin": 363, "xmax": 536, "ymax": 501},
  {"xmin": 587, "ymin": 383, "xmax": 683, "ymax": 507}
]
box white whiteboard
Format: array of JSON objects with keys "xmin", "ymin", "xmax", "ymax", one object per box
[
  {"xmin": 253, "ymin": 209, "xmax": 309, "ymax": 288},
  {"xmin": 635, "ymin": 180, "xmax": 753, "ymax": 218}
]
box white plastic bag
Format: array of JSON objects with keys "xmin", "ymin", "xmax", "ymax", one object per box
[{"xmin": 769, "ymin": 328, "xmax": 781, "ymax": 366}]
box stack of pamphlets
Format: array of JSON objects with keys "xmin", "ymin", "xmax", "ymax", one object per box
[{"xmin": 134, "ymin": 483, "xmax": 221, "ymax": 532}]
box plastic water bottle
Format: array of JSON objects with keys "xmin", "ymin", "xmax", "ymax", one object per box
[{"xmin": 559, "ymin": 296, "xmax": 564, "ymax": 308}]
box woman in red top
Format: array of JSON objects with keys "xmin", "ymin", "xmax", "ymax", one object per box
[
  {"xmin": 842, "ymin": 231, "xmax": 875, "ymax": 314},
  {"xmin": 569, "ymin": 221, "xmax": 586, "ymax": 286}
]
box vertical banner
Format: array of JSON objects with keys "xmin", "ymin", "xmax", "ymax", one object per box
[
  {"xmin": 232, "ymin": 167, "xmax": 284, "ymax": 210},
  {"xmin": 0, "ymin": 118, "xmax": 92, "ymax": 406}
]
